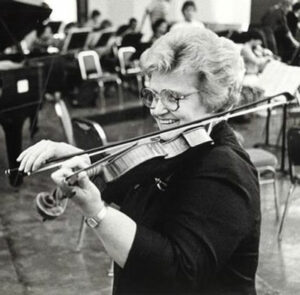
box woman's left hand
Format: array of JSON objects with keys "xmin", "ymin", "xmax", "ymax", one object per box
[{"xmin": 51, "ymin": 156, "xmax": 104, "ymax": 217}]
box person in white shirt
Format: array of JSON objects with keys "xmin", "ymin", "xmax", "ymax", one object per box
[
  {"xmin": 85, "ymin": 10, "xmax": 101, "ymax": 29},
  {"xmin": 172, "ymin": 1, "xmax": 204, "ymax": 31},
  {"xmin": 140, "ymin": 0, "xmax": 171, "ymax": 31}
]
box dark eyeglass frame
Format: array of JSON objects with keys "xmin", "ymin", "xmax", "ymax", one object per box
[{"xmin": 140, "ymin": 87, "xmax": 200, "ymax": 111}]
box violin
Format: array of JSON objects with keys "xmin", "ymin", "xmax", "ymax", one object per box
[
  {"xmin": 36, "ymin": 126, "xmax": 214, "ymax": 221},
  {"xmin": 5, "ymin": 93, "xmax": 294, "ymax": 221}
]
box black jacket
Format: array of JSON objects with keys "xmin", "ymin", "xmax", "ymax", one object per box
[{"xmin": 110, "ymin": 122, "xmax": 260, "ymax": 295}]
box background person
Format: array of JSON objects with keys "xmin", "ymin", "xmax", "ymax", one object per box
[
  {"xmin": 149, "ymin": 18, "xmax": 169, "ymax": 43},
  {"xmin": 261, "ymin": 0, "xmax": 299, "ymax": 62},
  {"xmin": 171, "ymin": 0, "xmax": 205, "ymax": 31},
  {"xmin": 85, "ymin": 9, "xmax": 101, "ymax": 29},
  {"xmin": 140, "ymin": 0, "xmax": 171, "ymax": 32},
  {"xmin": 287, "ymin": 1, "xmax": 300, "ymax": 38},
  {"xmin": 116, "ymin": 18, "xmax": 138, "ymax": 36},
  {"xmin": 30, "ymin": 24, "xmax": 54, "ymax": 54}
]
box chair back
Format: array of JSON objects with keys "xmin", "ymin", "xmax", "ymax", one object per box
[
  {"xmin": 117, "ymin": 46, "xmax": 137, "ymax": 75},
  {"xmin": 54, "ymin": 98, "xmax": 74, "ymax": 145},
  {"xmin": 287, "ymin": 127, "xmax": 300, "ymax": 182},
  {"xmin": 77, "ymin": 50, "xmax": 103, "ymax": 80},
  {"xmin": 72, "ymin": 118, "xmax": 107, "ymax": 150}
]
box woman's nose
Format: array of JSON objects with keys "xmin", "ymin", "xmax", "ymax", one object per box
[{"xmin": 150, "ymin": 96, "xmax": 168, "ymax": 116}]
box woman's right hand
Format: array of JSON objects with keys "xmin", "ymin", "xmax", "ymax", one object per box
[{"xmin": 17, "ymin": 140, "xmax": 90, "ymax": 174}]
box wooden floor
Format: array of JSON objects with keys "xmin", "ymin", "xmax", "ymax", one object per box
[{"xmin": 0, "ymin": 91, "xmax": 300, "ymax": 295}]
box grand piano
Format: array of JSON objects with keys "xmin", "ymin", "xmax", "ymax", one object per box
[{"xmin": 0, "ymin": 0, "xmax": 52, "ymax": 186}]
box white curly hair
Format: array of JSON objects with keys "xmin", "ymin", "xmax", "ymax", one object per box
[{"xmin": 140, "ymin": 27, "xmax": 245, "ymax": 112}]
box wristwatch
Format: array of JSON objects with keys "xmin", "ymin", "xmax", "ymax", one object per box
[{"xmin": 85, "ymin": 204, "xmax": 107, "ymax": 228}]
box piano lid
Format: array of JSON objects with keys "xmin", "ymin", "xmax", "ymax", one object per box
[{"xmin": 0, "ymin": 0, "xmax": 52, "ymax": 51}]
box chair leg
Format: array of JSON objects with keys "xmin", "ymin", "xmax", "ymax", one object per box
[
  {"xmin": 76, "ymin": 216, "xmax": 87, "ymax": 252},
  {"xmin": 272, "ymin": 178, "xmax": 280, "ymax": 221},
  {"xmin": 276, "ymin": 124, "xmax": 283, "ymax": 147},
  {"xmin": 107, "ymin": 258, "xmax": 114, "ymax": 277},
  {"xmin": 116, "ymin": 78, "xmax": 124, "ymax": 107},
  {"xmin": 97, "ymin": 80, "xmax": 106, "ymax": 110},
  {"xmin": 136, "ymin": 75, "xmax": 143, "ymax": 94},
  {"xmin": 278, "ymin": 183, "xmax": 296, "ymax": 241}
]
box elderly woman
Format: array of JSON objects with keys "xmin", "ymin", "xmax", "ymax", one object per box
[{"xmin": 17, "ymin": 27, "xmax": 260, "ymax": 294}]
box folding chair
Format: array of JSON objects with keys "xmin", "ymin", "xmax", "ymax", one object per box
[
  {"xmin": 117, "ymin": 46, "xmax": 143, "ymax": 94},
  {"xmin": 247, "ymin": 148, "xmax": 279, "ymax": 220},
  {"xmin": 77, "ymin": 50, "xmax": 123, "ymax": 110}
]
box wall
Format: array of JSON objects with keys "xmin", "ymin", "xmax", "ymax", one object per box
[
  {"xmin": 43, "ymin": 0, "xmax": 267, "ymax": 33},
  {"xmin": 88, "ymin": 0, "xmax": 153, "ymax": 39},
  {"xmin": 196, "ymin": 0, "xmax": 252, "ymax": 31},
  {"xmin": 87, "ymin": 0, "xmax": 252, "ymax": 33},
  {"xmin": 88, "ymin": 0, "xmax": 108, "ymax": 21},
  {"xmin": 44, "ymin": 0, "xmax": 77, "ymax": 23},
  {"xmin": 43, "ymin": 0, "xmax": 292, "ymax": 32},
  {"xmin": 88, "ymin": 0, "xmax": 151, "ymax": 27}
]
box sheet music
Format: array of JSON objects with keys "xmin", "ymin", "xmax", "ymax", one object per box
[{"xmin": 257, "ymin": 60, "xmax": 300, "ymax": 97}]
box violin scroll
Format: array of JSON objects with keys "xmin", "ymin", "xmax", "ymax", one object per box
[{"xmin": 36, "ymin": 189, "xmax": 68, "ymax": 221}]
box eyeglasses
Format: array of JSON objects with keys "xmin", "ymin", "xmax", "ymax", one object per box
[{"xmin": 140, "ymin": 87, "xmax": 200, "ymax": 111}]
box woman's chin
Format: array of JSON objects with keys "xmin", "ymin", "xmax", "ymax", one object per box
[
  {"xmin": 157, "ymin": 120, "xmax": 180, "ymax": 130},
  {"xmin": 157, "ymin": 121, "xmax": 182, "ymax": 140}
]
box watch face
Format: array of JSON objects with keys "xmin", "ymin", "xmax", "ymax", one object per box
[{"xmin": 86, "ymin": 217, "xmax": 98, "ymax": 228}]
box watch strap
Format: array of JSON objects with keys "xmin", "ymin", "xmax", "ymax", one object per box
[{"xmin": 85, "ymin": 204, "xmax": 107, "ymax": 228}]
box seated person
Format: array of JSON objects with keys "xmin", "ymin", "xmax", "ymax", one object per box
[
  {"xmin": 54, "ymin": 22, "xmax": 78, "ymax": 51},
  {"xmin": 233, "ymin": 32, "xmax": 275, "ymax": 104},
  {"xmin": 228, "ymin": 30, "xmax": 275, "ymax": 75},
  {"xmin": 149, "ymin": 18, "xmax": 169, "ymax": 43},
  {"xmin": 171, "ymin": 0, "xmax": 205, "ymax": 31},
  {"xmin": 85, "ymin": 9, "xmax": 101, "ymax": 30},
  {"xmin": 241, "ymin": 39, "xmax": 274, "ymax": 75},
  {"xmin": 63, "ymin": 22, "xmax": 77, "ymax": 37},
  {"xmin": 98, "ymin": 19, "xmax": 113, "ymax": 31},
  {"xmin": 30, "ymin": 24, "xmax": 55, "ymax": 54},
  {"xmin": 86, "ymin": 18, "xmax": 114, "ymax": 49},
  {"xmin": 116, "ymin": 18, "xmax": 138, "ymax": 37},
  {"xmin": 91, "ymin": 27, "xmax": 119, "ymax": 72}
]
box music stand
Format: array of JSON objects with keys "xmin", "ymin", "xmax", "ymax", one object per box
[
  {"xmin": 47, "ymin": 21, "xmax": 62, "ymax": 34},
  {"xmin": 121, "ymin": 33, "xmax": 143, "ymax": 48},
  {"xmin": 132, "ymin": 42, "xmax": 152, "ymax": 60},
  {"xmin": 95, "ymin": 31, "xmax": 115, "ymax": 47},
  {"xmin": 62, "ymin": 28, "xmax": 91, "ymax": 53}
]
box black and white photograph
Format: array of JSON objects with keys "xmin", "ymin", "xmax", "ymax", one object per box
[{"xmin": 1, "ymin": 0, "xmax": 300, "ymax": 294}]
